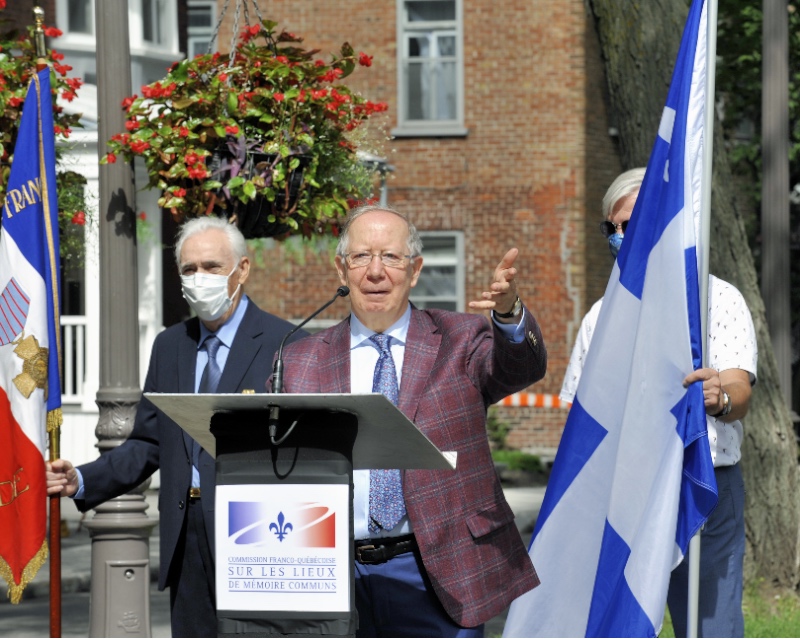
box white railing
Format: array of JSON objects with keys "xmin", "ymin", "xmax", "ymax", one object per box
[{"xmin": 61, "ymin": 315, "xmax": 86, "ymax": 403}]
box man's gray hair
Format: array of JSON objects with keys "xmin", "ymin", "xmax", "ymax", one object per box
[
  {"xmin": 602, "ymin": 168, "xmax": 646, "ymax": 219},
  {"xmin": 336, "ymin": 204, "xmax": 423, "ymax": 258},
  {"xmin": 174, "ymin": 216, "xmax": 247, "ymax": 268}
]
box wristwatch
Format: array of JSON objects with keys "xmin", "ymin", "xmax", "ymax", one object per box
[
  {"xmin": 713, "ymin": 391, "xmax": 732, "ymax": 418},
  {"xmin": 494, "ymin": 296, "xmax": 522, "ymax": 319}
]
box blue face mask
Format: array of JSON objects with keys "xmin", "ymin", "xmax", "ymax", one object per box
[{"xmin": 608, "ymin": 233, "xmax": 624, "ymax": 258}]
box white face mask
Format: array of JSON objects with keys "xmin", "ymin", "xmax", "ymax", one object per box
[{"xmin": 181, "ymin": 265, "xmax": 240, "ymax": 322}]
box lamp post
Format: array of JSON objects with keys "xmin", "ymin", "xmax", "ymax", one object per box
[{"xmin": 84, "ymin": 2, "xmax": 156, "ymax": 636}]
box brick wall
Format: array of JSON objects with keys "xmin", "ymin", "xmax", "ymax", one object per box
[{"xmin": 219, "ymin": 0, "xmax": 622, "ymax": 455}]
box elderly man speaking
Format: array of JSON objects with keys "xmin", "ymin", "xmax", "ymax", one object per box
[{"xmin": 277, "ymin": 204, "xmax": 547, "ymax": 637}]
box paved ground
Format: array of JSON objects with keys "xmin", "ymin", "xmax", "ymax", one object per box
[{"xmin": 0, "ymin": 486, "xmax": 544, "ymax": 638}]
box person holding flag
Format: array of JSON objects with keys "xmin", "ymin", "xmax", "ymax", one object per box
[
  {"xmin": 559, "ymin": 168, "xmax": 757, "ymax": 637},
  {"xmin": 502, "ymin": 0, "xmax": 755, "ymax": 636}
]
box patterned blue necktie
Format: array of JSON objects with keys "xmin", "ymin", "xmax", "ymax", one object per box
[
  {"xmin": 193, "ymin": 335, "xmax": 222, "ymax": 468},
  {"xmin": 368, "ymin": 333, "xmax": 406, "ymax": 534}
]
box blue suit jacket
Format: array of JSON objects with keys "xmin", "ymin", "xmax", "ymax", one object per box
[{"xmin": 77, "ymin": 300, "xmax": 304, "ymax": 591}]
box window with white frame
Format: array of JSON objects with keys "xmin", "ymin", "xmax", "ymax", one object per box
[
  {"xmin": 187, "ymin": 0, "xmax": 217, "ymax": 59},
  {"xmin": 394, "ymin": 0, "xmax": 466, "ymax": 137},
  {"xmin": 142, "ymin": 0, "xmax": 169, "ymax": 45},
  {"xmin": 65, "ymin": 0, "xmax": 94, "ymax": 35},
  {"xmin": 410, "ymin": 232, "xmax": 464, "ymax": 311}
]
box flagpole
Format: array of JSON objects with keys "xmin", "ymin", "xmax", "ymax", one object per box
[
  {"xmin": 31, "ymin": 6, "xmax": 63, "ymax": 637},
  {"xmin": 688, "ymin": 0, "xmax": 718, "ymax": 636}
]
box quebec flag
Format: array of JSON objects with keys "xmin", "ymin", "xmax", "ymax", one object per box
[
  {"xmin": 503, "ymin": 0, "xmax": 718, "ymax": 636},
  {"xmin": 0, "ymin": 68, "xmax": 62, "ymax": 604}
]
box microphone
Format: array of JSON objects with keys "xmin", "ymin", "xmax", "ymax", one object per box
[
  {"xmin": 268, "ymin": 286, "xmax": 349, "ymax": 444},
  {"xmin": 272, "ymin": 285, "xmax": 349, "ymax": 394}
]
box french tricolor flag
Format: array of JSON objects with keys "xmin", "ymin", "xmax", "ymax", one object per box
[
  {"xmin": 503, "ymin": 0, "xmax": 717, "ymax": 636},
  {"xmin": 0, "ymin": 68, "xmax": 62, "ymax": 604}
]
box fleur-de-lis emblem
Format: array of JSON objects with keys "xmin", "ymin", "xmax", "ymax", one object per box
[{"xmin": 269, "ymin": 511, "xmax": 293, "ymax": 542}]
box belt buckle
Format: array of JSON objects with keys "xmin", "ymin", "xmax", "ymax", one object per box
[
  {"xmin": 189, "ymin": 487, "xmax": 201, "ymax": 499},
  {"xmin": 355, "ymin": 544, "xmax": 376, "ymax": 563}
]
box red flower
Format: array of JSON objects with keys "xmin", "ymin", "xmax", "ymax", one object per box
[
  {"xmin": 7, "ymin": 96, "xmax": 23, "ymax": 108},
  {"xmin": 187, "ymin": 164, "xmax": 208, "ymax": 180},
  {"xmin": 138, "ymin": 211, "xmax": 147, "ymax": 221},
  {"xmin": 125, "ymin": 119, "xmax": 140, "ymax": 131},
  {"xmin": 71, "ymin": 211, "xmax": 86, "ymax": 226},
  {"xmin": 130, "ymin": 140, "xmax": 151, "ymax": 154},
  {"xmin": 225, "ymin": 124, "xmax": 239, "ymax": 134},
  {"xmin": 106, "ymin": 153, "xmax": 117, "ymax": 164},
  {"xmin": 44, "ymin": 27, "xmax": 63, "ymax": 38},
  {"xmin": 358, "ymin": 52, "xmax": 373, "ymax": 67},
  {"xmin": 173, "ymin": 187, "xmax": 187, "ymax": 198},
  {"xmin": 219, "ymin": 72, "xmax": 228, "ymax": 82},
  {"xmin": 121, "ymin": 95, "xmax": 137, "ymax": 109},
  {"xmin": 179, "ymin": 126, "xmax": 190, "ymax": 138},
  {"xmin": 53, "ymin": 62, "xmax": 72, "ymax": 76},
  {"xmin": 276, "ymin": 56, "xmax": 289, "ymax": 64},
  {"xmin": 239, "ymin": 24, "xmax": 261, "ymax": 43},
  {"xmin": 320, "ymin": 68, "xmax": 344, "ymax": 83},
  {"xmin": 273, "ymin": 93, "xmax": 285, "ymax": 102},
  {"xmin": 185, "ymin": 152, "xmax": 200, "ymax": 166},
  {"xmin": 61, "ymin": 90, "xmax": 76, "ymax": 102},
  {"xmin": 0, "ymin": 1, "xmax": 6, "ymax": 9}
]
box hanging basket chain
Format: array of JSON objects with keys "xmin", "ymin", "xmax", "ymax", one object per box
[
  {"xmin": 208, "ymin": 0, "xmax": 273, "ymax": 67},
  {"xmin": 207, "ymin": 0, "xmax": 232, "ymax": 56}
]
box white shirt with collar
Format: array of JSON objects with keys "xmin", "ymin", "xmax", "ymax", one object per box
[{"xmin": 351, "ymin": 303, "xmax": 526, "ymax": 541}]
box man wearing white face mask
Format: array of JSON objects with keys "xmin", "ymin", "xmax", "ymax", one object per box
[{"xmin": 46, "ymin": 216, "xmax": 306, "ymax": 637}]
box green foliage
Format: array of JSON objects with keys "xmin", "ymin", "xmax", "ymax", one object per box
[
  {"xmin": 486, "ymin": 406, "xmax": 511, "ymax": 450},
  {"xmin": 716, "ymin": 2, "xmax": 800, "ymax": 339},
  {"xmin": 0, "ymin": 18, "xmax": 86, "ymax": 261},
  {"xmin": 56, "ymin": 169, "xmax": 87, "ymax": 263},
  {"xmin": 246, "ymin": 234, "xmax": 338, "ymax": 268},
  {"xmin": 660, "ymin": 580, "xmax": 800, "ymax": 637},
  {"xmin": 103, "ymin": 19, "xmax": 388, "ymax": 239},
  {"xmin": 490, "ymin": 448, "xmax": 543, "ymax": 473}
]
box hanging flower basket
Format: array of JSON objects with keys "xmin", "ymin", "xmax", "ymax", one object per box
[
  {"xmin": 0, "ymin": 17, "xmax": 88, "ymax": 260},
  {"xmin": 102, "ymin": 19, "xmax": 388, "ymax": 239}
]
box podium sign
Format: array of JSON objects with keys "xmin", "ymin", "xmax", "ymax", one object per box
[{"xmin": 216, "ymin": 483, "xmax": 351, "ymax": 613}]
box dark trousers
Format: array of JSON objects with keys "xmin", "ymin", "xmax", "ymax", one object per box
[
  {"xmin": 667, "ymin": 464, "xmax": 745, "ymax": 637},
  {"xmin": 354, "ymin": 548, "xmax": 483, "ymax": 638},
  {"xmin": 169, "ymin": 498, "xmax": 217, "ymax": 637}
]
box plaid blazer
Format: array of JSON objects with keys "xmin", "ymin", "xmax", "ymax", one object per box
[{"xmin": 281, "ymin": 305, "xmax": 546, "ymax": 627}]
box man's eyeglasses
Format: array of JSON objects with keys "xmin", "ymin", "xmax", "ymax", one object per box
[
  {"xmin": 599, "ymin": 220, "xmax": 628, "ymax": 238},
  {"xmin": 345, "ymin": 251, "xmax": 414, "ymax": 269}
]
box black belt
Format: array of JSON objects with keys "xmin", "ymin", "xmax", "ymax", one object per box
[{"xmin": 354, "ymin": 534, "xmax": 417, "ymax": 564}]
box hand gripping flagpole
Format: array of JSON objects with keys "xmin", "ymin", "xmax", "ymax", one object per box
[
  {"xmin": 688, "ymin": 0, "xmax": 718, "ymax": 636},
  {"xmin": 32, "ymin": 6, "xmax": 64, "ymax": 637}
]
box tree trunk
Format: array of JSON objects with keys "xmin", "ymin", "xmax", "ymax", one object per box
[{"xmin": 588, "ymin": 0, "xmax": 800, "ymax": 587}]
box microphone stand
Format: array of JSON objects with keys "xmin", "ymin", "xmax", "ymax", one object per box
[{"xmin": 269, "ymin": 286, "xmax": 349, "ymax": 443}]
